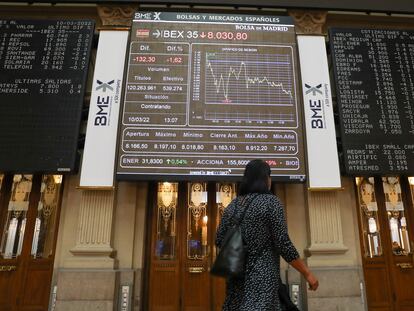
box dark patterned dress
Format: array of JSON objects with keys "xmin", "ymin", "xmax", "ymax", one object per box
[{"xmin": 215, "ymin": 193, "xmax": 300, "ymax": 311}]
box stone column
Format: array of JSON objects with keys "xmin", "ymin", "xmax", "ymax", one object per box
[
  {"xmin": 289, "ymin": 9, "xmax": 350, "ymax": 264},
  {"xmin": 306, "ymin": 191, "xmax": 348, "ymax": 263},
  {"xmin": 288, "ymin": 11, "xmax": 364, "ymax": 311},
  {"xmin": 55, "ymin": 6, "xmax": 137, "ymax": 311},
  {"xmin": 64, "ymin": 4, "xmax": 137, "ymax": 269},
  {"xmin": 68, "ymin": 190, "xmax": 117, "ymax": 268}
]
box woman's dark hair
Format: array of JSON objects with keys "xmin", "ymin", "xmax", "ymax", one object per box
[{"xmin": 238, "ymin": 159, "xmax": 271, "ymax": 195}]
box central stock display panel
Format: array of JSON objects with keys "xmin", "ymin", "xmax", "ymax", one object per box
[{"xmin": 116, "ymin": 12, "xmax": 305, "ymax": 181}]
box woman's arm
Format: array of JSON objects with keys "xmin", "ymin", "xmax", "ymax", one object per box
[
  {"xmin": 289, "ymin": 258, "xmax": 319, "ymax": 291},
  {"xmin": 265, "ymin": 195, "xmax": 300, "ymax": 263},
  {"xmin": 265, "ymin": 195, "xmax": 319, "ymax": 291}
]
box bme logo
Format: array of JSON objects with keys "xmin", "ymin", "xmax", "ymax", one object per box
[
  {"xmin": 135, "ymin": 12, "xmax": 161, "ymax": 20},
  {"xmin": 305, "ymin": 83, "xmax": 325, "ymax": 129},
  {"xmin": 96, "ymin": 80, "xmax": 114, "ymax": 92},
  {"xmin": 305, "ymin": 83, "xmax": 322, "ymax": 95},
  {"xmin": 94, "ymin": 79, "xmax": 114, "ymax": 126},
  {"xmin": 95, "ymin": 96, "xmax": 109, "ymax": 126}
]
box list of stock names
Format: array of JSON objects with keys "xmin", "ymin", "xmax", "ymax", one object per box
[
  {"xmin": 331, "ymin": 28, "xmax": 414, "ymax": 175},
  {"xmin": 0, "ymin": 19, "xmax": 94, "ymax": 173}
]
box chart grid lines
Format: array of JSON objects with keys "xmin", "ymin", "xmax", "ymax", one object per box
[{"xmin": 205, "ymin": 52, "xmax": 294, "ymax": 106}]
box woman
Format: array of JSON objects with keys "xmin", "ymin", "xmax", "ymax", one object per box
[{"xmin": 216, "ymin": 159, "xmax": 318, "ymax": 311}]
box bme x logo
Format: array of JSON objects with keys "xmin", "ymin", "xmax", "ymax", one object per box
[
  {"xmin": 96, "ymin": 80, "xmax": 114, "ymax": 92},
  {"xmin": 305, "ymin": 83, "xmax": 322, "ymax": 96},
  {"xmin": 153, "ymin": 12, "xmax": 161, "ymax": 20}
]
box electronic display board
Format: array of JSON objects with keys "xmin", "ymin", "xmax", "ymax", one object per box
[
  {"xmin": 0, "ymin": 19, "xmax": 94, "ymax": 174},
  {"xmin": 330, "ymin": 28, "xmax": 414, "ymax": 175},
  {"xmin": 4, "ymin": 0, "xmax": 414, "ymax": 15},
  {"xmin": 116, "ymin": 12, "xmax": 305, "ymax": 181}
]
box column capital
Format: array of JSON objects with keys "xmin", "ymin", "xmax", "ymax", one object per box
[
  {"xmin": 97, "ymin": 5, "xmax": 138, "ymax": 29},
  {"xmin": 288, "ymin": 10, "xmax": 328, "ymax": 35}
]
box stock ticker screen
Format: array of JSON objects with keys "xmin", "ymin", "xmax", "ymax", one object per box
[
  {"xmin": 0, "ymin": 19, "xmax": 94, "ymax": 173},
  {"xmin": 330, "ymin": 28, "xmax": 414, "ymax": 176},
  {"xmin": 116, "ymin": 11, "xmax": 305, "ymax": 181}
]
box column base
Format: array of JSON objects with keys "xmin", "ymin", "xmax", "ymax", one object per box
[
  {"xmin": 65, "ymin": 253, "xmax": 116, "ymax": 269},
  {"xmin": 306, "ymin": 243, "xmax": 348, "ymax": 255},
  {"xmin": 70, "ymin": 245, "xmax": 114, "ymax": 256},
  {"xmin": 306, "ymin": 244, "xmax": 350, "ymax": 267}
]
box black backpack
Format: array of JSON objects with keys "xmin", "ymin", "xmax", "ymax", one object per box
[{"xmin": 210, "ymin": 194, "xmax": 258, "ymax": 279}]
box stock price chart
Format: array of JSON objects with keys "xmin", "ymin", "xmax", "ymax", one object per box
[{"xmin": 116, "ymin": 12, "xmax": 305, "ymax": 180}]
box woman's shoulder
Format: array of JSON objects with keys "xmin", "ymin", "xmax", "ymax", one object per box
[
  {"xmin": 232, "ymin": 193, "xmax": 281, "ymax": 206},
  {"xmin": 254, "ymin": 193, "xmax": 279, "ymax": 201},
  {"xmin": 252, "ymin": 193, "xmax": 283, "ymax": 208}
]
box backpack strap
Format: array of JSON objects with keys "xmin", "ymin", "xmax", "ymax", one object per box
[{"xmin": 232, "ymin": 193, "xmax": 259, "ymax": 225}]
